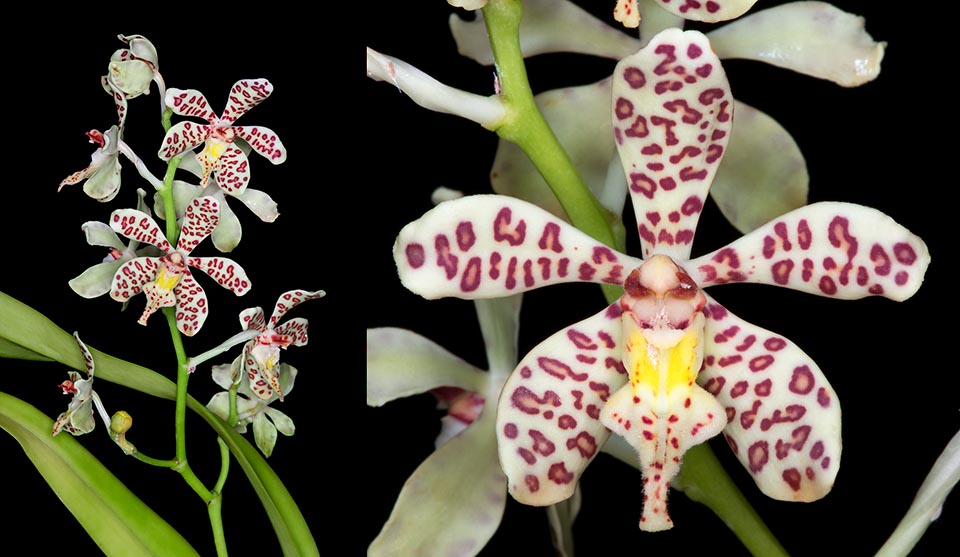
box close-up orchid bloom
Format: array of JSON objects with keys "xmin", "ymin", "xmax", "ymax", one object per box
[
  {"xmin": 158, "ymin": 79, "xmax": 287, "ymax": 192},
  {"xmin": 52, "ymin": 332, "xmax": 111, "ymax": 437},
  {"xmin": 107, "ymin": 196, "xmax": 251, "ymax": 335},
  {"xmin": 392, "ymin": 28, "xmax": 929, "ymax": 531}
]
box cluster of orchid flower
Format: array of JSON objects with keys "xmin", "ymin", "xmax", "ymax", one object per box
[
  {"xmin": 1, "ymin": 32, "xmax": 325, "ymax": 555},
  {"xmin": 367, "ymin": 1, "xmax": 953, "ymax": 556}
]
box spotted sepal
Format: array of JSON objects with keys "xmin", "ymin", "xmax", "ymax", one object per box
[
  {"xmin": 241, "ymin": 307, "xmax": 267, "ymax": 332},
  {"xmin": 655, "ymin": 0, "xmax": 758, "ymax": 23},
  {"xmin": 689, "ymin": 201, "xmax": 930, "ymax": 301},
  {"xmin": 242, "ymin": 342, "xmax": 281, "ymax": 400},
  {"xmin": 395, "ymin": 195, "xmax": 642, "ymax": 299},
  {"xmin": 110, "ymin": 257, "xmax": 161, "ymax": 302},
  {"xmin": 209, "ymin": 145, "xmax": 250, "ymax": 194},
  {"xmin": 700, "ymin": 295, "xmax": 840, "ymax": 501},
  {"xmin": 188, "ymin": 256, "xmax": 251, "ymax": 296},
  {"xmin": 269, "ymin": 289, "xmax": 326, "ymax": 328},
  {"xmin": 612, "ymin": 28, "xmax": 732, "ymax": 261},
  {"xmin": 275, "ymin": 318, "xmax": 310, "ymax": 347},
  {"xmin": 158, "ymin": 120, "xmax": 212, "ymax": 160},
  {"xmin": 176, "ymin": 196, "xmax": 219, "ymax": 254},
  {"xmin": 172, "ymin": 271, "xmax": 208, "ymax": 336},
  {"xmin": 497, "ymin": 303, "xmax": 627, "ymax": 506},
  {"xmin": 220, "ymin": 79, "xmax": 273, "ymax": 125},
  {"xmin": 235, "ymin": 125, "xmax": 287, "ymax": 164},
  {"xmin": 165, "ymin": 87, "xmax": 217, "ymax": 123},
  {"xmin": 109, "ymin": 208, "xmax": 173, "ymax": 253}
]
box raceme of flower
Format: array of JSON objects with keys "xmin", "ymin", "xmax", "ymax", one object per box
[
  {"xmin": 158, "ymin": 79, "xmax": 287, "ymax": 193},
  {"xmin": 238, "ymin": 289, "xmax": 325, "ymax": 400},
  {"xmin": 206, "ymin": 357, "xmax": 298, "ymax": 457},
  {"xmin": 367, "ymin": 296, "xmax": 519, "ymax": 556},
  {"xmin": 53, "ymin": 332, "xmax": 111, "ymax": 437},
  {"xmin": 108, "ymin": 196, "xmax": 251, "ymax": 336},
  {"xmin": 393, "ymin": 29, "xmax": 930, "ymax": 531}
]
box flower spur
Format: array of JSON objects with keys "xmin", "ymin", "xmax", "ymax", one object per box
[{"xmin": 392, "ymin": 29, "xmax": 929, "ymax": 530}]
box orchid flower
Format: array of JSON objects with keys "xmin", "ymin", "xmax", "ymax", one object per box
[
  {"xmin": 393, "ymin": 29, "xmax": 929, "ymax": 531},
  {"xmin": 206, "ymin": 357, "xmax": 297, "ymax": 457},
  {"xmin": 52, "ymin": 333, "xmax": 111, "ymax": 437},
  {"xmin": 450, "ymin": 0, "xmax": 884, "ymax": 234},
  {"xmin": 158, "ymin": 79, "xmax": 287, "ymax": 192},
  {"xmin": 367, "ymin": 295, "xmax": 519, "ymax": 556},
  {"xmin": 108, "ymin": 196, "xmax": 251, "ymax": 336},
  {"xmin": 102, "ymin": 34, "xmax": 165, "ymax": 126},
  {"xmin": 58, "ymin": 126, "xmax": 123, "ymax": 202}
]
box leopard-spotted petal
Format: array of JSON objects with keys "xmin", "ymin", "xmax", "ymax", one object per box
[
  {"xmin": 188, "ymin": 256, "xmax": 252, "ymax": 296},
  {"xmin": 109, "ymin": 209, "xmax": 173, "ymax": 252},
  {"xmin": 158, "ymin": 121, "xmax": 211, "ymax": 160},
  {"xmin": 700, "ymin": 295, "xmax": 840, "ymax": 501},
  {"xmin": 165, "ymin": 87, "xmax": 216, "ymax": 122},
  {"xmin": 269, "ymin": 289, "xmax": 326, "ymax": 329},
  {"xmin": 395, "ymin": 195, "xmax": 642, "ymax": 300},
  {"xmin": 652, "ymin": 0, "xmax": 758, "ymax": 23},
  {"xmin": 177, "ymin": 196, "xmax": 220, "ymax": 254},
  {"xmin": 172, "ymin": 271, "xmax": 208, "ymax": 337},
  {"xmin": 497, "ymin": 303, "xmax": 626, "ymax": 506},
  {"xmin": 689, "ymin": 202, "xmax": 929, "ymax": 301},
  {"xmin": 220, "ymin": 79, "xmax": 273, "ymax": 125},
  {"xmin": 234, "ymin": 125, "xmax": 286, "ymax": 165},
  {"xmin": 612, "ymin": 28, "xmax": 732, "ymax": 261}
]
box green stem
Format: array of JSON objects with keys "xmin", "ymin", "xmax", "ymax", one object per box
[
  {"xmin": 159, "ymin": 156, "xmax": 182, "ymax": 244},
  {"xmin": 128, "ymin": 449, "xmax": 176, "ymax": 468},
  {"xmin": 208, "ymin": 493, "xmax": 228, "ymax": 557},
  {"xmin": 481, "ymin": 2, "xmax": 788, "ymax": 555},
  {"xmin": 214, "ymin": 437, "xmax": 231, "ymax": 494}
]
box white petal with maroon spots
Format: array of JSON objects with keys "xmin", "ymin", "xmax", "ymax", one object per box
[
  {"xmin": 235, "ymin": 125, "xmax": 286, "ymax": 165},
  {"xmin": 109, "ymin": 209, "xmax": 172, "ymax": 252},
  {"xmin": 240, "ymin": 307, "xmax": 267, "ymax": 333},
  {"xmin": 655, "ymin": 0, "xmax": 758, "ymax": 23},
  {"xmin": 165, "ymin": 87, "xmax": 216, "ymax": 122},
  {"xmin": 173, "ymin": 271, "xmax": 208, "ymax": 336},
  {"xmin": 497, "ymin": 303, "xmax": 626, "ymax": 506},
  {"xmin": 612, "ymin": 29, "xmax": 732, "ymax": 260},
  {"xmin": 269, "ymin": 289, "xmax": 325, "ymax": 328},
  {"xmin": 189, "ymin": 256, "xmax": 251, "ymax": 296},
  {"xmin": 275, "ymin": 317, "xmax": 309, "ymax": 347},
  {"xmin": 220, "ymin": 79, "xmax": 273, "ymax": 125},
  {"xmin": 689, "ymin": 202, "xmax": 930, "ymax": 301},
  {"xmin": 395, "ymin": 195, "xmax": 642, "ymax": 300},
  {"xmin": 700, "ymin": 294, "xmax": 841, "ymax": 502},
  {"xmin": 211, "ymin": 145, "xmax": 251, "ymax": 194},
  {"xmin": 110, "ymin": 257, "xmax": 160, "ymax": 302},
  {"xmin": 158, "ymin": 120, "xmax": 212, "ymax": 160},
  {"xmin": 176, "ymin": 196, "xmax": 219, "ymax": 254}
]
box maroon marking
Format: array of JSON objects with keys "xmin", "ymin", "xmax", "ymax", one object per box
[
  {"xmin": 726, "ymin": 434, "xmax": 739, "ymax": 455},
  {"xmin": 643, "ymin": 430, "xmax": 654, "ymax": 441},
  {"xmin": 520, "ymin": 366, "xmax": 531, "ymax": 378},
  {"xmin": 894, "ymin": 242, "xmax": 917, "ymax": 265},
  {"xmin": 578, "ymin": 263, "xmax": 596, "ymax": 281},
  {"xmin": 605, "ymin": 357, "xmax": 627, "ymax": 375},
  {"xmin": 614, "ymin": 127, "xmax": 623, "ymax": 145},
  {"xmin": 870, "ymin": 244, "xmax": 891, "ymax": 276},
  {"xmin": 698, "ymin": 88, "xmax": 725, "ymax": 105},
  {"xmin": 493, "ymin": 207, "xmax": 526, "ymax": 246},
  {"xmin": 655, "ymin": 79, "xmax": 684, "ymax": 94},
  {"xmin": 789, "ymin": 366, "xmax": 815, "ymax": 395},
  {"xmin": 572, "ymin": 390, "xmax": 584, "ymax": 410},
  {"xmin": 713, "ymin": 247, "xmax": 740, "ymax": 269},
  {"xmin": 704, "ymin": 376, "xmax": 726, "ymax": 396},
  {"xmin": 736, "ymin": 335, "xmax": 756, "ymax": 352},
  {"xmin": 741, "ymin": 400, "xmax": 762, "ymax": 430},
  {"xmin": 523, "ymin": 260, "xmax": 535, "ymax": 287},
  {"xmin": 828, "ymin": 217, "xmax": 858, "ymax": 259},
  {"xmin": 504, "ymin": 423, "xmax": 518, "ymax": 439},
  {"xmin": 642, "ymin": 416, "xmax": 654, "ymax": 425},
  {"xmin": 548, "ymin": 462, "xmax": 575, "ymax": 485},
  {"xmin": 869, "ymin": 284, "xmax": 884, "ymax": 295},
  {"xmin": 684, "ymin": 398, "xmax": 692, "ymax": 408},
  {"xmin": 653, "ymin": 44, "xmax": 677, "ymax": 75},
  {"xmin": 730, "ymin": 381, "xmax": 748, "ymax": 398},
  {"xmin": 772, "ymin": 259, "xmax": 794, "ymax": 286},
  {"xmin": 764, "ymin": 338, "xmax": 786, "ymax": 352},
  {"xmin": 505, "ymin": 257, "xmax": 518, "ymax": 290},
  {"xmin": 638, "ymin": 223, "xmax": 657, "ymax": 244},
  {"xmin": 817, "ymin": 387, "xmax": 831, "ymax": 407},
  {"xmin": 538, "ymin": 222, "xmax": 563, "ymax": 253},
  {"xmin": 717, "ymin": 100, "xmax": 731, "ymax": 122},
  {"xmin": 435, "ymin": 235, "xmax": 458, "ymax": 279},
  {"xmin": 711, "ymin": 129, "xmax": 726, "ymax": 141},
  {"xmin": 687, "ymin": 43, "xmax": 702, "ymax": 58},
  {"xmin": 857, "ymin": 266, "xmax": 869, "ymax": 286},
  {"xmin": 705, "ymin": 355, "xmax": 715, "ymax": 366},
  {"xmin": 518, "ymin": 448, "xmax": 536, "ymax": 464},
  {"xmin": 762, "ymin": 236, "xmax": 776, "ymax": 259},
  {"xmin": 699, "ymin": 265, "xmax": 717, "ymax": 282},
  {"xmin": 646, "ymin": 212, "xmax": 662, "ymax": 226},
  {"xmin": 567, "ymin": 329, "xmax": 598, "ymax": 350},
  {"xmin": 511, "ymin": 386, "xmax": 562, "ymax": 415},
  {"xmin": 537, "ymin": 257, "xmax": 551, "ymax": 280},
  {"xmin": 576, "ymin": 355, "xmax": 596, "ymax": 365},
  {"xmin": 749, "ymin": 355, "xmax": 774, "ymax": 372},
  {"xmin": 823, "ymin": 257, "xmax": 837, "ymax": 271},
  {"xmin": 623, "ymin": 66, "xmax": 646, "ymax": 88},
  {"xmin": 489, "ymin": 252, "xmax": 501, "ymax": 279},
  {"xmin": 811, "ymin": 440, "xmax": 824, "ymax": 460},
  {"xmin": 665, "ymin": 211, "xmax": 680, "ymax": 224},
  {"xmin": 626, "ymin": 115, "xmax": 650, "ymax": 138},
  {"xmin": 404, "ymin": 243, "xmax": 424, "ymax": 268},
  {"xmin": 695, "ymin": 63, "xmax": 712, "ymax": 78},
  {"xmin": 718, "ymin": 355, "xmax": 742, "ymax": 367},
  {"xmin": 725, "ymin": 407, "xmax": 736, "ymax": 422},
  {"xmin": 801, "ymin": 258, "xmax": 814, "ymax": 282},
  {"xmin": 586, "ymin": 404, "xmax": 601, "ymax": 419},
  {"xmin": 676, "ymin": 229, "xmax": 694, "ymax": 245},
  {"xmin": 752, "ymin": 378, "xmax": 773, "ymax": 397},
  {"xmin": 895, "ymin": 271, "xmax": 909, "ymax": 286},
  {"xmin": 760, "ymin": 405, "xmax": 807, "ymax": 432},
  {"xmin": 539, "ymin": 357, "xmax": 588, "ymax": 381},
  {"xmin": 650, "ymin": 116, "xmax": 678, "ymax": 145},
  {"xmin": 629, "ymin": 173, "xmax": 657, "ymax": 199},
  {"xmin": 460, "ymin": 257, "xmax": 482, "ymax": 292},
  {"xmin": 806, "ymin": 467, "xmax": 815, "ymax": 480},
  {"xmin": 529, "ymin": 430, "xmax": 556, "ymax": 456},
  {"xmin": 706, "ymin": 1, "xmax": 720, "ymax": 12},
  {"xmin": 660, "ymin": 177, "xmax": 677, "ymax": 190},
  {"xmin": 525, "ymin": 475, "xmax": 540, "ymax": 492},
  {"xmin": 774, "ymin": 425, "xmax": 811, "ymax": 459},
  {"xmin": 592, "ymin": 246, "xmax": 617, "ymax": 265},
  {"xmin": 658, "ymin": 230, "xmax": 674, "ymax": 245},
  {"xmin": 558, "ymin": 415, "xmax": 577, "ymax": 430},
  {"xmin": 566, "ymin": 431, "xmax": 598, "ymax": 458},
  {"xmin": 774, "ymin": 222, "xmax": 792, "ymax": 250},
  {"xmin": 818, "ymin": 275, "xmax": 837, "ymax": 295},
  {"xmin": 543, "ymin": 411, "xmax": 554, "ymax": 420},
  {"xmin": 456, "ymin": 221, "xmax": 475, "ymax": 251},
  {"xmin": 748, "ymin": 441, "xmax": 769, "ymax": 473},
  {"xmin": 589, "ymin": 381, "xmax": 611, "ymax": 401},
  {"xmin": 597, "ymin": 330, "xmax": 616, "ymax": 348},
  {"xmin": 822, "ymin": 457, "xmax": 831, "ymax": 470},
  {"xmin": 705, "ymin": 144, "xmax": 723, "ymax": 164},
  {"xmin": 558, "ymin": 258, "xmax": 569, "ymax": 278},
  {"xmin": 663, "ymin": 100, "xmax": 703, "ymax": 125},
  {"xmin": 681, "ymin": 196, "xmax": 703, "ymax": 216},
  {"xmin": 615, "ymin": 97, "xmax": 634, "ymax": 120},
  {"xmin": 679, "ymin": 166, "xmax": 708, "ymax": 181},
  {"xmin": 642, "ymin": 143, "xmax": 663, "ymax": 155},
  {"xmin": 783, "ymin": 468, "xmax": 802, "ymax": 491}
]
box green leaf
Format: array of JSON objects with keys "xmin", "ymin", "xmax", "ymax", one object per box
[
  {"xmin": 0, "ymin": 337, "xmax": 51, "ymax": 361},
  {"xmin": 0, "ymin": 390, "xmax": 199, "ymax": 557},
  {"xmin": 0, "ymin": 290, "xmax": 319, "ymax": 557}
]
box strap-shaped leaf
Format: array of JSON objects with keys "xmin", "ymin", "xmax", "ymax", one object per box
[
  {"xmin": 497, "ymin": 303, "xmax": 626, "ymax": 506},
  {"xmin": 700, "ymin": 295, "xmax": 840, "ymax": 501}
]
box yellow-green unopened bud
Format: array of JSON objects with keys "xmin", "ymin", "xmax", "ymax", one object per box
[{"xmin": 110, "ymin": 410, "xmax": 133, "ymax": 435}]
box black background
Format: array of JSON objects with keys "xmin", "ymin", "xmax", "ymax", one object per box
[{"xmin": 3, "ymin": 2, "xmax": 957, "ymax": 556}]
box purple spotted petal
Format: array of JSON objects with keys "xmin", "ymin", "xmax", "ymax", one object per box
[
  {"xmin": 654, "ymin": 0, "xmax": 758, "ymax": 22},
  {"xmin": 101, "ymin": 76, "xmax": 128, "ymax": 129},
  {"xmin": 707, "ymin": 2, "xmax": 885, "ymax": 87},
  {"xmin": 176, "ymin": 196, "xmax": 219, "ymax": 255},
  {"xmin": 173, "ymin": 271, "xmax": 208, "ymax": 336},
  {"xmin": 395, "ymin": 195, "xmax": 642, "ymax": 299},
  {"xmin": 689, "ymin": 202, "xmax": 930, "ymax": 301},
  {"xmin": 52, "ymin": 370, "xmax": 96, "ymax": 436},
  {"xmin": 109, "ymin": 209, "xmax": 172, "ymax": 253},
  {"xmin": 275, "ymin": 317, "xmax": 310, "ymax": 347},
  {"xmin": 240, "ymin": 307, "xmax": 267, "ymax": 332},
  {"xmin": 165, "ymin": 87, "xmax": 217, "ymax": 123},
  {"xmin": 212, "ymin": 145, "xmax": 251, "ymax": 195},
  {"xmin": 110, "ymin": 257, "xmax": 160, "ymax": 302},
  {"xmin": 234, "ymin": 125, "xmax": 287, "ymax": 164},
  {"xmin": 612, "ymin": 28, "xmax": 732, "ymax": 260},
  {"xmin": 159, "ymin": 121, "xmax": 211, "ymax": 160},
  {"xmin": 220, "ymin": 79, "xmax": 273, "ymax": 125},
  {"xmin": 700, "ymin": 295, "xmax": 840, "ymax": 501},
  {"xmin": 188, "ymin": 256, "xmax": 252, "ymax": 296},
  {"xmin": 269, "ymin": 289, "xmax": 326, "ymax": 328},
  {"xmin": 497, "ymin": 303, "xmax": 626, "ymax": 506},
  {"xmin": 74, "ymin": 332, "xmax": 95, "ymax": 376},
  {"xmin": 242, "ymin": 343, "xmax": 282, "ymax": 400}
]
